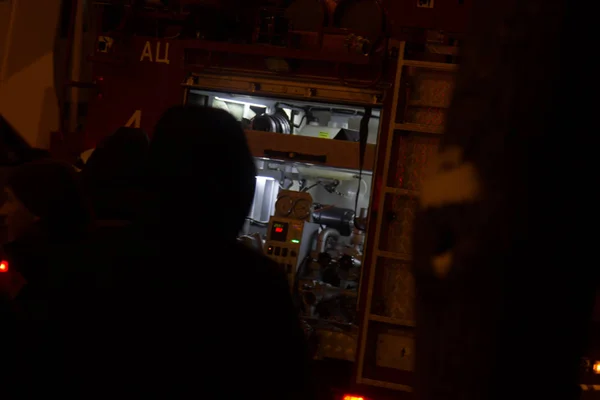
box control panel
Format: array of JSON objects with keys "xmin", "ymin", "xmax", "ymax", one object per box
[
  {"xmin": 274, "ymin": 190, "xmax": 313, "ymax": 221},
  {"xmin": 265, "ymin": 217, "xmax": 319, "ymax": 289}
]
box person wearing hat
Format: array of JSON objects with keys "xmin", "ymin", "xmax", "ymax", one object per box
[{"xmin": 80, "ymin": 126, "xmax": 150, "ymax": 222}]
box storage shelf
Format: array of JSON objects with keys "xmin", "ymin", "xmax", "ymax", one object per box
[
  {"xmin": 358, "ymin": 378, "xmax": 413, "ymax": 392},
  {"xmin": 395, "ymin": 123, "xmax": 444, "ymax": 134},
  {"xmin": 403, "ymin": 59, "xmax": 459, "ymax": 71},
  {"xmin": 243, "ymin": 129, "xmax": 377, "ymax": 171},
  {"xmin": 369, "ymin": 314, "xmax": 416, "ymax": 328}
]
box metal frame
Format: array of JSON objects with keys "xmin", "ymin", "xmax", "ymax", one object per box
[
  {"xmin": 356, "ymin": 41, "xmax": 410, "ymax": 391},
  {"xmin": 183, "ymin": 73, "xmax": 386, "ymax": 107},
  {"xmin": 355, "ymin": 42, "xmax": 456, "ymax": 391}
]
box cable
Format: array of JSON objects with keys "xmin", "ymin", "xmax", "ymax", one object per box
[
  {"xmin": 354, "ymin": 107, "xmax": 371, "ymax": 230},
  {"xmin": 302, "ymin": 181, "xmax": 321, "ymax": 192},
  {"xmin": 293, "ymin": 114, "xmax": 307, "ymax": 129},
  {"xmin": 245, "ymin": 217, "xmax": 268, "ymax": 226}
]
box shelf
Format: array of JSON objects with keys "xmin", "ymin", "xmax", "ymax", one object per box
[
  {"xmin": 402, "ymin": 60, "xmax": 459, "ymax": 71},
  {"xmin": 383, "ymin": 187, "xmax": 420, "ymax": 197},
  {"xmin": 375, "ymin": 250, "xmax": 412, "ymax": 262},
  {"xmin": 244, "ymin": 130, "xmax": 377, "ymax": 171},
  {"xmin": 369, "ymin": 314, "xmax": 416, "ymax": 327},
  {"xmin": 395, "ymin": 123, "xmax": 444, "ymax": 134},
  {"xmin": 186, "ymin": 71, "xmax": 384, "ymax": 105},
  {"xmin": 358, "ymin": 378, "xmax": 413, "ymax": 392}
]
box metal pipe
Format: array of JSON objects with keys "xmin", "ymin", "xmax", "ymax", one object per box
[
  {"xmin": 317, "ymin": 228, "xmax": 340, "ymax": 254},
  {"xmin": 0, "ymin": 0, "xmax": 18, "ymax": 84},
  {"xmin": 69, "ymin": 0, "xmax": 85, "ymax": 133},
  {"xmin": 60, "ymin": 0, "xmax": 79, "ymax": 137}
]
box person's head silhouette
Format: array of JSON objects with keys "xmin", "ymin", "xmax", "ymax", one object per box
[{"xmin": 147, "ymin": 106, "xmax": 256, "ymax": 239}]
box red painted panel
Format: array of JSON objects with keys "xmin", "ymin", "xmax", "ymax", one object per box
[
  {"xmin": 84, "ymin": 38, "xmax": 186, "ymax": 149},
  {"xmin": 383, "ymin": 0, "xmax": 473, "ymax": 34}
]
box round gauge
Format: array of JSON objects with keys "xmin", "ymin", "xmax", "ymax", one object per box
[
  {"xmin": 293, "ymin": 198, "xmax": 312, "ymax": 220},
  {"xmin": 275, "ymin": 195, "xmax": 294, "ymax": 216}
]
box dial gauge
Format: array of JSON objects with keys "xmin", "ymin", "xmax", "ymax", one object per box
[
  {"xmin": 293, "ymin": 198, "xmax": 312, "ymax": 220},
  {"xmin": 275, "ymin": 195, "xmax": 294, "ymax": 216}
]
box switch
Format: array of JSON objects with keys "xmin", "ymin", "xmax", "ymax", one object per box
[
  {"xmin": 274, "ymin": 247, "xmax": 281, "ymax": 256},
  {"xmin": 267, "ymin": 246, "xmax": 274, "ymax": 255},
  {"xmin": 282, "ymin": 248, "xmax": 288, "ymax": 257}
]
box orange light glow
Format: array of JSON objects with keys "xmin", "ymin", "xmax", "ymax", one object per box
[
  {"xmin": 343, "ymin": 396, "xmax": 365, "ymax": 400},
  {"xmin": 593, "ymin": 361, "xmax": 600, "ymax": 374},
  {"xmin": 0, "ymin": 260, "xmax": 8, "ymax": 272}
]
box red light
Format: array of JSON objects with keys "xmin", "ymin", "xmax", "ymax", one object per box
[
  {"xmin": 0, "ymin": 260, "xmax": 8, "ymax": 272},
  {"xmin": 97, "ymin": 76, "xmax": 104, "ymax": 81},
  {"xmin": 275, "ymin": 227, "xmax": 283, "ymax": 233},
  {"xmin": 343, "ymin": 396, "xmax": 365, "ymax": 400}
]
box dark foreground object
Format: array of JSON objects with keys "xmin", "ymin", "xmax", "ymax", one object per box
[{"xmin": 413, "ymin": 1, "xmax": 599, "ymax": 400}]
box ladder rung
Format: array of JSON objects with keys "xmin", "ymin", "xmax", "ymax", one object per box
[
  {"xmin": 369, "ymin": 314, "xmax": 416, "ymax": 327},
  {"xmin": 384, "ymin": 187, "xmax": 420, "ymax": 197},
  {"xmin": 376, "ymin": 250, "xmax": 412, "ymax": 262},
  {"xmin": 395, "ymin": 123, "xmax": 444, "ymax": 134},
  {"xmin": 403, "ymin": 59, "xmax": 459, "ymax": 71}
]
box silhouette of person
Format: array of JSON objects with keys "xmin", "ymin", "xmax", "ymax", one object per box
[
  {"xmin": 81, "ymin": 126, "xmax": 149, "ymax": 222},
  {"xmin": 91, "ymin": 106, "xmax": 315, "ymax": 399}
]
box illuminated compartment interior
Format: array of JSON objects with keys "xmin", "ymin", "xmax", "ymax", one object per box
[
  {"xmin": 187, "ymin": 89, "xmax": 382, "ymax": 145},
  {"xmin": 184, "ymin": 88, "xmax": 382, "ymax": 362}
]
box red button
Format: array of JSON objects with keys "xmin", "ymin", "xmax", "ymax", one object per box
[{"xmin": 0, "ymin": 260, "xmax": 9, "ymax": 272}]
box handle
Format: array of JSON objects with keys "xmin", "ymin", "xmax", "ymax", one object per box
[{"xmin": 263, "ymin": 149, "xmax": 327, "ymax": 163}]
